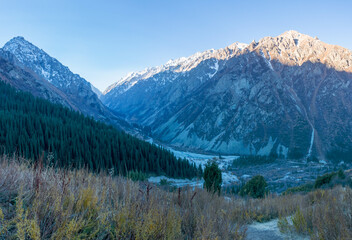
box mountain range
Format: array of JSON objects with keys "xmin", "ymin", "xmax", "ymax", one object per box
[
  {"xmin": 102, "ymin": 31, "xmax": 352, "ymax": 159},
  {"xmin": 1, "ymin": 31, "xmax": 351, "ymax": 160},
  {"xmin": 0, "ymin": 36, "xmax": 135, "ymax": 131}
]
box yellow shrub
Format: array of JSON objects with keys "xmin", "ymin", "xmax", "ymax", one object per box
[
  {"xmin": 27, "ymin": 218, "xmax": 41, "ymax": 240},
  {"xmin": 16, "ymin": 194, "xmax": 26, "ymax": 240},
  {"xmin": 62, "ymin": 193, "xmax": 75, "ymax": 212},
  {"xmin": 113, "ymin": 204, "xmax": 138, "ymax": 239},
  {"xmin": 292, "ymin": 207, "xmax": 307, "ymax": 234},
  {"xmin": 195, "ymin": 215, "xmax": 216, "ymax": 239},
  {"xmin": 0, "ymin": 207, "xmax": 7, "ymax": 236},
  {"xmin": 53, "ymin": 218, "xmax": 80, "ymax": 240},
  {"xmin": 277, "ymin": 216, "xmax": 291, "ymax": 234},
  {"xmin": 76, "ymin": 187, "xmax": 99, "ymax": 212},
  {"xmin": 165, "ymin": 208, "xmax": 182, "ymax": 240},
  {"xmin": 135, "ymin": 208, "xmax": 163, "ymax": 240}
]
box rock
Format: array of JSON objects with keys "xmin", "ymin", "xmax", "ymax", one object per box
[{"xmin": 102, "ymin": 31, "xmax": 352, "ymax": 158}]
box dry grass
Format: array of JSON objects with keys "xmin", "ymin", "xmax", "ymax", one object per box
[
  {"xmin": 0, "ymin": 155, "xmax": 351, "ymax": 239},
  {"xmin": 278, "ymin": 187, "xmax": 352, "ymax": 239},
  {"xmin": 0, "ymin": 156, "xmax": 246, "ymax": 239}
]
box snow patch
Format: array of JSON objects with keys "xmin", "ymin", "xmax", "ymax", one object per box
[
  {"xmin": 41, "ymin": 68, "xmax": 50, "ymax": 80},
  {"xmin": 104, "ymin": 41, "xmax": 248, "ymax": 95},
  {"xmin": 148, "ymin": 176, "xmax": 203, "ymax": 187},
  {"xmin": 257, "ymin": 137, "xmax": 276, "ymax": 155},
  {"xmin": 227, "ymin": 42, "xmax": 249, "ymax": 51},
  {"xmin": 146, "ymin": 138, "xmax": 239, "ymax": 185},
  {"xmin": 276, "ymin": 144, "xmax": 288, "ymax": 158},
  {"xmin": 260, "ymin": 50, "xmax": 274, "ymax": 70},
  {"xmin": 319, "ymin": 160, "xmax": 327, "ymax": 164},
  {"xmin": 207, "ymin": 59, "xmax": 219, "ymax": 78},
  {"xmin": 306, "ymin": 128, "xmax": 314, "ymax": 158}
]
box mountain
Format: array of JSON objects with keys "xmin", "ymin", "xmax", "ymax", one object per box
[
  {"xmin": 102, "ymin": 31, "xmax": 352, "ymax": 159},
  {"xmin": 0, "ymin": 48, "xmax": 79, "ymax": 110},
  {"xmin": 2, "ymin": 37, "xmax": 110, "ymax": 122},
  {"xmin": 91, "ymin": 84, "xmax": 103, "ymax": 98}
]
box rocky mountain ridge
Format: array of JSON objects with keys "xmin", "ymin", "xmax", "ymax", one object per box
[
  {"xmin": 103, "ymin": 42, "xmax": 248, "ymax": 96},
  {"xmin": 102, "ymin": 31, "xmax": 352, "ymax": 159},
  {"xmin": 3, "ymin": 37, "xmax": 110, "ymax": 121},
  {"xmin": 0, "ymin": 48, "xmax": 80, "ymax": 110},
  {"xmin": 0, "ymin": 37, "xmax": 138, "ymax": 133}
]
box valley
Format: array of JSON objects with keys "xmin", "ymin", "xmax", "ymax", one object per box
[
  {"xmin": 147, "ymin": 143, "xmax": 348, "ymax": 194},
  {"xmin": 0, "ymin": 16, "xmax": 352, "ymax": 238},
  {"xmin": 1, "ymin": 31, "xmax": 351, "ymax": 194}
]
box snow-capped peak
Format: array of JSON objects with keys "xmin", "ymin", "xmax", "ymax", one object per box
[
  {"xmin": 280, "ymin": 30, "xmax": 304, "ymax": 38},
  {"xmin": 3, "ymin": 36, "xmax": 43, "ymax": 63},
  {"xmin": 104, "ymin": 43, "xmax": 248, "ymax": 95},
  {"xmin": 278, "ymin": 30, "xmax": 316, "ymax": 43},
  {"xmin": 227, "ymin": 42, "xmax": 249, "ymax": 50},
  {"xmin": 3, "ymin": 36, "xmax": 96, "ymax": 91}
]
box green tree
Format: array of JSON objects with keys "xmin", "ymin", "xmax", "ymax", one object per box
[
  {"xmin": 0, "ymin": 81, "xmax": 199, "ymax": 179},
  {"xmin": 203, "ymin": 161, "xmax": 222, "ymax": 195},
  {"xmin": 240, "ymin": 175, "xmax": 267, "ymax": 198}
]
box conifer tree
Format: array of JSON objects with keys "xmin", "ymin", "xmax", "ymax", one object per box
[{"xmin": 0, "ymin": 81, "xmax": 199, "ymax": 179}]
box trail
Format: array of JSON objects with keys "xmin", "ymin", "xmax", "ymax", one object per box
[
  {"xmin": 246, "ymin": 219, "xmax": 309, "ymax": 240},
  {"xmin": 246, "ymin": 219, "xmax": 284, "ymax": 240}
]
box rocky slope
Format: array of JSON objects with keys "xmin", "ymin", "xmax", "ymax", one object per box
[
  {"xmin": 3, "ymin": 37, "xmax": 110, "ymax": 121},
  {"xmin": 102, "ymin": 31, "xmax": 352, "ymax": 159},
  {"xmin": 0, "ymin": 49, "xmax": 78, "ymax": 110}
]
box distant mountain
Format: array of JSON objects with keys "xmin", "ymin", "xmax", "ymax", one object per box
[
  {"xmin": 91, "ymin": 84, "xmax": 103, "ymax": 98},
  {"xmin": 0, "ymin": 48, "xmax": 78, "ymax": 110},
  {"xmin": 102, "ymin": 31, "xmax": 352, "ymax": 159},
  {"xmin": 1, "ymin": 37, "xmax": 138, "ymax": 132},
  {"xmin": 3, "ymin": 37, "xmax": 109, "ymax": 121}
]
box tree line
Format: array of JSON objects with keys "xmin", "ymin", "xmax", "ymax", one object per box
[{"xmin": 0, "ymin": 81, "xmax": 201, "ymax": 179}]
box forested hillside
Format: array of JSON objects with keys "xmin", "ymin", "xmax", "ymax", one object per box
[{"xmin": 0, "ymin": 81, "xmax": 200, "ymax": 179}]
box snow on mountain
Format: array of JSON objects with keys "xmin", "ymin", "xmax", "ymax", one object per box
[
  {"xmin": 2, "ymin": 37, "xmax": 110, "ymax": 120},
  {"xmin": 0, "ymin": 48, "xmax": 79, "ymax": 110},
  {"xmin": 103, "ymin": 42, "xmax": 248, "ymax": 96},
  {"xmin": 4, "ymin": 37, "xmax": 87, "ymax": 89},
  {"xmin": 102, "ymin": 31, "xmax": 352, "ymax": 159}
]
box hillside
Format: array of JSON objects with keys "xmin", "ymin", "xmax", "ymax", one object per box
[
  {"xmin": 0, "ymin": 157, "xmax": 351, "ymax": 239},
  {"xmin": 2, "ymin": 37, "xmax": 108, "ymax": 120},
  {"xmin": 103, "ymin": 31, "xmax": 352, "ymax": 160},
  {"xmin": 1, "ymin": 37, "xmax": 137, "ymax": 134},
  {"xmin": 0, "ymin": 81, "xmax": 199, "ymax": 179},
  {"xmin": 0, "ymin": 49, "xmax": 78, "ymax": 110}
]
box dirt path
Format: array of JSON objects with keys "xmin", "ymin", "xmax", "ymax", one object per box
[
  {"xmin": 246, "ymin": 219, "xmax": 309, "ymax": 240},
  {"xmin": 246, "ymin": 219, "xmax": 285, "ymax": 240}
]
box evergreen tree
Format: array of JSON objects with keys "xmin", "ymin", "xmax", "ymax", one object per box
[
  {"xmin": 239, "ymin": 175, "xmax": 267, "ymax": 198},
  {"xmin": 0, "ymin": 81, "xmax": 199, "ymax": 179},
  {"xmin": 203, "ymin": 161, "xmax": 222, "ymax": 195}
]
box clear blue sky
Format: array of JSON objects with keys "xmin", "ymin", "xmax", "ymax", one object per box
[{"xmin": 0, "ymin": 0, "xmax": 351, "ymax": 91}]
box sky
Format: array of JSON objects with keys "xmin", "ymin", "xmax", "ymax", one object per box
[{"xmin": 0, "ymin": 0, "xmax": 351, "ymax": 91}]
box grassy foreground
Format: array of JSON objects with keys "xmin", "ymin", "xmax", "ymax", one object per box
[{"xmin": 0, "ymin": 155, "xmax": 352, "ymax": 239}]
